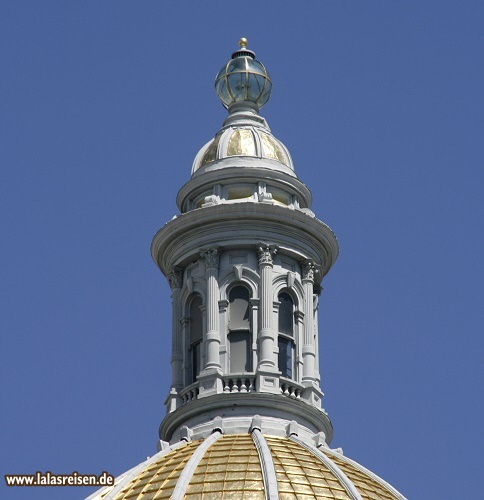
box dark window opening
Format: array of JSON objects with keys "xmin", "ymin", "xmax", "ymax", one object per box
[
  {"xmin": 278, "ymin": 291, "xmax": 295, "ymax": 379},
  {"xmin": 278, "ymin": 336, "xmax": 294, "ymax": 379},
  {"xmin": 189, "ymin": 296, "xmax": 203, "ymax": 384},
  {"xmin": 278, "ymin": 292, "xmax": 294, "ymax": 336},
  {"xmin": 229, "ymin": 331, "xmax": 252, "ymax": 372},
  {"xmin": 228, "ymin": 286, "xmax": 251, "ymax": 373}
]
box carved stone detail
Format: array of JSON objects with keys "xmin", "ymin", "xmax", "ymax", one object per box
[
  {"xmin": 257, "ymin": 244, "xmax": 277, "ymax": 266},
  {"xmin": 233, "ymin": 264, "xmax": 244, "ymax": 281},
  {"xmin": 186, "ymin": 277, "xmax": 193, "ymax": 293},
  {"xmin": 257, "ymin": 182, "xmax": 273, "ymax": 203},
  {"xmin": 302, "ymin": 261, "xmax": 317, "ymax": 282},
  {"xmin": 168, "ymin": 267, "xmax": 183, "ymax": 290},
  {"xmin": 200, "ymin": 248, "xmax": 220, "ymax": 269}
]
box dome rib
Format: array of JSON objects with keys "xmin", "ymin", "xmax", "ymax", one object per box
[
  {"xmin": 264, "ymin": 435, "xmax": 353, "ymax": 499},
  {"xmin": 85, "ymin": 441, "xmax": 187, "ymax": 500},
  {"xmin": 322, "ymin": 449, "xmax": 406, "ymax": 500},
  {"xmin": 289, "ymin": 436, "xmax": 362, "ymax": 500},
  {"xmin": 171, "ymin": 431, "xmax": 222, "ymax": 499},
  {"xmin": 251, "ymin": 429, "xmax": 279, "ymax": 500}
]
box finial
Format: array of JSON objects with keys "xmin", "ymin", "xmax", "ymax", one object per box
[{"xmin": 215, "ymin": 40, "xmax": 272, "ymax": 112}]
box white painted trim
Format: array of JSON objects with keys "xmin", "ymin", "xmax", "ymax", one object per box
[
  {"xmin": 170, "ymin": 431, "xmax": 222, "ymax": 500},
  {"xmin": 323, "ymin": 448, "xmax": 407, "ymax": 500},
  {"xmin": 251, "ymin": 429, "xmax": 279, "ymax": 500},
  {"xmin": 289, "ymin": 435, "xmax": 362, "ymax": 500},
  {"xmin": 86, "ymin": 441, "xmax": 186, "ymax": 500}
]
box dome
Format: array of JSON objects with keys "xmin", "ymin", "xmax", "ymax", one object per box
[
  {"xmin": 90, "ymin": 433, "xmax": 405, "ymax": 499},
  {"xmin": 192, "ymin": 38, "xmax": 294, "ymax": 178},
  {"xmin": 192, "ymin": 121, "xmax": 295, "ymax": 177}
]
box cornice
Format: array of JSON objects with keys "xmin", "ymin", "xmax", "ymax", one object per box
[
  {"xmin": 151, "ymin": 203, "xmax": 338, "ymax": 279},
  {"xmin": 176, "ymin": 164, "xmax": 312, "ymax": 212},
  {"xmin": 158, "ymin": 392, "xmax": 333, "ymax": 443}
]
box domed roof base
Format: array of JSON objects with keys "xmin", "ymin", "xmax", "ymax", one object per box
[{"xmin": 88, "ymin": 433, "xmax": 406, "ymax": 500}]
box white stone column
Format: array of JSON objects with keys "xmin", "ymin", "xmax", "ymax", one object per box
[
  {"xmin": 168, "ymin": 267, "xmax": 183, "ymax": 386},
  {"xmin": 200, "ymin": 248, "xmax": 221, "ymax": 370},
  {"xmin": 250, "ymin": 298, "xmax": 260, "ymax": 373},
  {"xmin": 166, "ymin": 267, "xmax": 183, "ymax": 412},
  {"xmin": 218, "ymin": 299, "xmax": 229, "ymax": 373},
  {"xmin": 256, "ymin": 244, "xmax": 279, "ymax": 394},
  {"xmin": 313, "ymin": 288, "xmax": 321, "ymax": 384},
  {"xmin": 197, "ymin": 248, "xmax": 223, "ymax": 398},
  {"xmin": 301, "ymin": 262, "xmax": 324, "ymax": 407},
  {"xmin": 302, "ymin": 262, "xmax": 316, "ymax": 383},
  {"xmin": 258, "ymin": 244, "xmax": 277, "ymax": 368}
]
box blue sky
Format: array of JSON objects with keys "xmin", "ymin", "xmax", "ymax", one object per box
[{"xmin": 1, "ymin": 1, "xmax": 483, "ymax": 499}]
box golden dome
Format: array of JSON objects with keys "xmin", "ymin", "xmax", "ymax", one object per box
[{"xmin": 92, "ymin": 434, "xmax": 404, "ymax": 499}]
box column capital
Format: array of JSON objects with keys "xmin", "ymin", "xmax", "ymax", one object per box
[
  {"xmin": 200, "ymin": 247, "xmax": 220, "ymax": 269},
  {"xmin": 257, "ymin": 243, "xmax": 278, "ymax": 266},
  {"xmin": 168, "ymin": 267, "xmax": 183, "ymax": 290},
  {"xmin": 302, "ymin": 261, "xmax": 318, "ymax": 283}
]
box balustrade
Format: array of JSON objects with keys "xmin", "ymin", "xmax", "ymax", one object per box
[
  {"xmin": 280, "ymin": 378, "xmax": 303, "ymax": 399},
  {"xmin": 222, "ymin": 374, "xmax": 256, "ymax": 393},
  {"xmin": 180, "ymin": 383, "xmax": 200, "ymax": 404}
]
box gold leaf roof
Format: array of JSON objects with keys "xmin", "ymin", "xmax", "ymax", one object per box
[{"xmin": 92, "ymin": 434, "xmax": 404, "ymax": 500}]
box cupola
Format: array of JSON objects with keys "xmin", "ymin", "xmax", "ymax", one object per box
[{"xmin": 191, "ymin": 39, "xmax": 295, "ymax": 178}]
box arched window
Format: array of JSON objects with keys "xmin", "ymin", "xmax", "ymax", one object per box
[
  {"xmin": 188, "ymin": 296, "xmax": 203, "ymax": 384},
  {"xmin": 228, "ymin": 286, "xmax": 252, "ymax": 373},
  {"xmin": 278, "ymin": 292, "xmax": 294, "ymax": 379}
]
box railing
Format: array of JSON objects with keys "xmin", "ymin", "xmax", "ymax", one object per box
[
  {"xmin": 180, "ymin": 382, "xmax": 200, "ymax": 405},
  {"xmin": 280, "ymin": 377, "xmax": 304, "ymax": 399},
  {"xmin": 223, "ymin": 374, "xmax": 256, "ymax": 393},
  {"xmin": 178, "ymin": 375, "xmax": 304, "ymax": 403}
]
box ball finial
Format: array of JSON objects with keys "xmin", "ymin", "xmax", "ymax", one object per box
[{"xmin": 215, "ymin": 39, "xmax": 272, "ymax": 111}]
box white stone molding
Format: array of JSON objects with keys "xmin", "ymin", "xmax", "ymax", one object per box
[
  {"xmin": 250, "ymin": 414, "xmax": 262, "ymax": 432},
  {"xmin": 257, "ymin": 181, "xmax": 274, "ymax": 203},
  {"xmin": 152, "ymin": 204, "xmax": 338, "ymax": 280},
  {"xmin": 186, "ymin": 276, "xmax": 193, "ymax": 293},
  {"xmin": 251, "ymin": 429, "xmax": 279, "ymax": 500},
  {"xmin": 233, "ymin": 264, "xmax": 244, "ymax": 281},
  {"xmin": 177, "ymin": 166, "xmax": 312, "ymax": 215},
  {"xmin": 272, "ymin": 272, "xmax": 304, "ymax": 300},
  {"xmin": 159, "ymin": 392, "xmax": 333, "ymax": 445},
  {"xmin": 290, "ymin": 435, "xmax": 362, "ymax": 500},
  {"xmin": 286, "ymin": 420, "xmax": 299, "ymax": 437},
  {"xmin": 312, "ymin": 431, "xmax": 327, "ymax": 448},
  {"xmin": 218, "ymin": 266, "xmax": 259, "ymax": 299},
  {"xmin": 287, "ymin": 271, "xmax": 296, "ymax": 289},
  {"xmin": 171, "ymin": 430, "xmax": 223, "ymax": 500}
]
